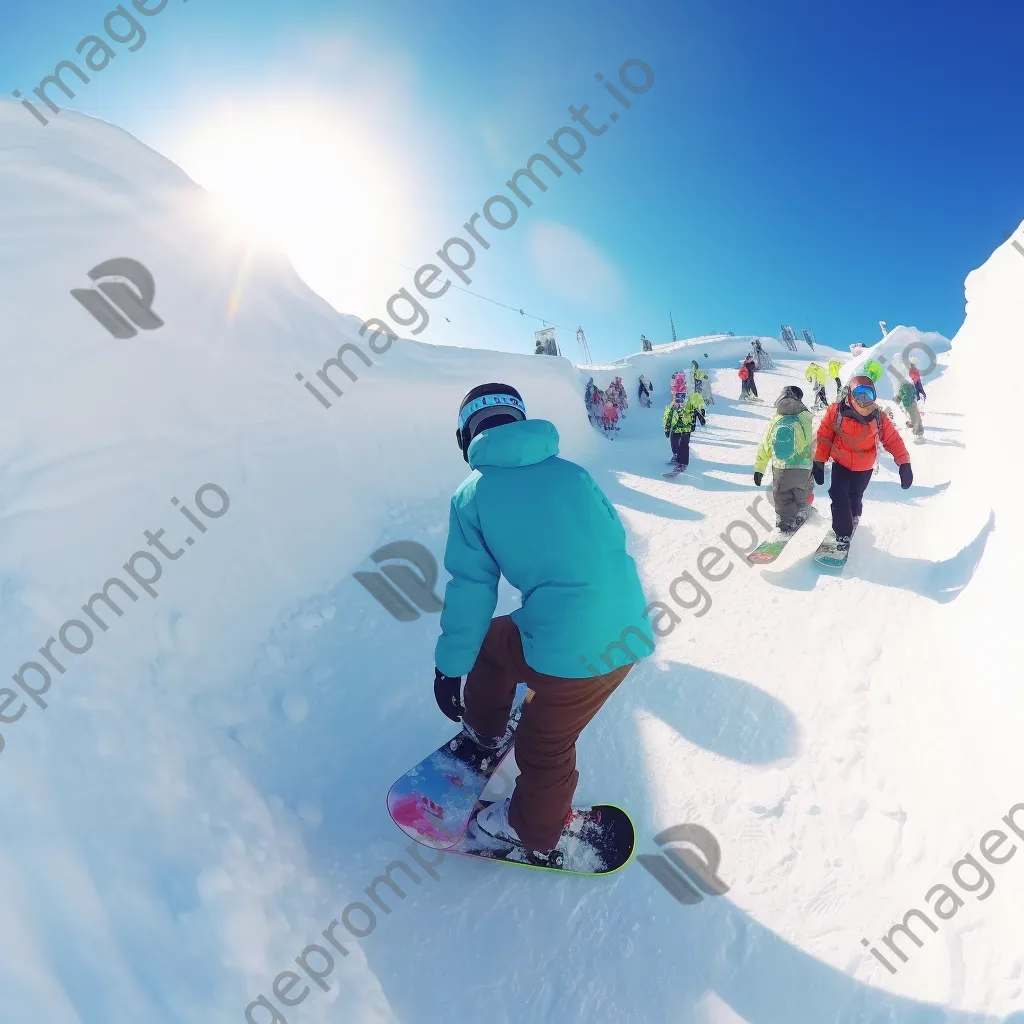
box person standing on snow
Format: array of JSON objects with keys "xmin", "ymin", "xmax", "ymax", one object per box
[
  {"xmin": 738, "ymin": 363, "xmax": 753, "ymax": 400},
  {"xmin": 908, "ymin": 361, "xmax": 926, "ymax": 402},
  {"xmin": 433, "ymin": 383, "xmax": 652, "ymax": 864},
  {"xmin": 603, "ymin": 394, "xmax": 619, "ymax": 432},
  {"xmin": 828, "ymin": 358, "xmax": 842, "ymax": 400},
  {"xmin": 664, "ymin": 390, "xmax": 706, "ymax": 471},
  {"xmin": 743, "ymin": 353, "xmax": 759, "ymax": 398},
  {"xmin": 896, "ymin": 380, "xmax": 924, "ymax": 440},
  {"xmin": 805, "ymin": 362, "xmax": 828, "ymax": 409},
  {"xmin": 812, "ymin": 375, "xmax": 913, "ymax": 556},
  {"xmin": 637, "ymin": 375, "xmax": 653, "ymax": 408},
  {"xmin": 753, "ymin": 386, "xmax": 815, "ymax": 535}
]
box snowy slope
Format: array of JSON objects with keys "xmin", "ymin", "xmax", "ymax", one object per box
[{"xmin": 2, "ymin": 97, "xmax": 1023, "ymax": 1024}]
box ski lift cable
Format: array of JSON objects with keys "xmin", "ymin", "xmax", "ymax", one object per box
[{"xmin": 387, "ymin": 260, "xmax": 573, "ymax": 331}]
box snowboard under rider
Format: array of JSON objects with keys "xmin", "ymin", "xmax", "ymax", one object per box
[
  {"xmin": 433, "ymin": 383, "xmax": 652, "ymax": 863},
  {"xmin": 753, "ymin": 385, "xmax": 814, "ymax": 535},
  {"xmin": 812, "ymin": 375, "xmax": 913, "ymax": 555}
]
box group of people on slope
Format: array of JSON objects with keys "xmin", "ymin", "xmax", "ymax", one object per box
[
  {"xmin": 426, "ymin": 355, "xmax": 927, "ymax": 868},
  {"xmin": 754, "ymin": 374, "xmax": 914, "ymax": 555},
  {"xmin": 585, "ymin": 376, "xmax": 628, "ymax": 432}
]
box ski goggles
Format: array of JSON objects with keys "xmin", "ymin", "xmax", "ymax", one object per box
[
  {"xmin": 458, "ymin": 393, "xmax": 526, "ymax": 429},
  {"xmin": 850, "ymin": 383, "xmax": 877, "ymax": 403}
]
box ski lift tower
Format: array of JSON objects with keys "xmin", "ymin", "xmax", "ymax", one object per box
[{"xmin": 576, "ymin": 326, "xmax": 593, "ymax": 363}]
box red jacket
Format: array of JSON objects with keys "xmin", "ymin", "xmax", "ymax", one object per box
[
  {"xmin": 738, "ymin": 366, "xmax": 749, "ymax": 380},
  {"xmin": 909, "ymin": 367, "xmax": 921, "ymax": 383},
  {"xmin": 814, "ymin": 401, "xmax": 910, "ymax": 472}
]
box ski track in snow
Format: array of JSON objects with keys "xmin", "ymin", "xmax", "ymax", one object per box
[{"xmin": 1, "ymin": 100, "xmax": 1023, "ymax": 1024}]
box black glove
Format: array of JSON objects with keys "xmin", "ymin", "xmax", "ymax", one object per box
[
  {"xmin": 434, "ymin": 669, "xmax": 464, "ymax": 722},
  {"xmin": 812, "ymin": 461, "xmax": 825, "ymax": 486},
  {"xmin": 899, "ymin": 463, "xmax": 913, "ymax": 489},
  {"xmin": 753, "ymin": 471, "xmax": 763, "ymax": 486}
]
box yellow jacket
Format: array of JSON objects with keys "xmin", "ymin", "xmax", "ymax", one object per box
[
  {"xmin": 828, "ymin": 360, "xmax": 841, "ymax": 378},
  {"xmin": 805, "ymin": 363, "xmax": 827, "ymax": 386}
]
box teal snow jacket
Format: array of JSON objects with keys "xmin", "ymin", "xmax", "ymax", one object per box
[{"xmin": 435, "ymin": 419, "xmax": 653, "ymax": 679}]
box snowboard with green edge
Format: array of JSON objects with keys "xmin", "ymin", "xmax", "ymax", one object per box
[
  {"xmin": 447, "ymin": 803, "xmax": 635, "ymax": 876},
  {"xmin": 747, "ymin": 507, "xmax": 817, "ymax": 564}
]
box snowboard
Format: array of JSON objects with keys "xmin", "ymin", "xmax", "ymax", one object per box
[
  {"xmin": 747, "ymin": 509, "xmax": 816, "ymax": 564},
  {"xmin": 449, "ymin": 802, "xmax": 635, "ymax": 875},
  {"xmin": 387, "ymin": 690, "xmax": 526, "ymax": 850},
  {"xmin": 813, "ymin": 530, "xmax": 850, "ymax": 569}
]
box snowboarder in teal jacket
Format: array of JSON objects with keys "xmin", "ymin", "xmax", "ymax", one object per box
[{"xmin": 432, "ymin": 383, "xmax": 653, "ymax": 859}]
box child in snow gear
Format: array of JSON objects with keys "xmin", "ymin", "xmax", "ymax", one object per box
[
  {"xmin": 663, "ymin": 391, "xmax": 706, "ymax": 471},
  {"xmin": 753, "ymin": 386, "xmax": 814, "ymax": 534},
  {"xmin": 437, "ymin": 383, "xmax": 651, "ymax": 857},
  {"xmin": 738, "ymin": 364, "xmax": 753, "ymax": 399},
  {"xmin": 805, "ymin": 363, "xmax": 828, "ymax": 409},
  {"xmin": 637, "ymin": 375, "xmax": 653, "ymax": 408},
  {"xmin": 603, "ymin": 396, "xmax": 619, "ymax": 432},
  {"xmin": 909, "ymin": 361, "xmax": 926, "ymax": 401},
  {"xmin": 828, "ymin": 359, "xmax": 842, "ymax": 400},
  {"xmin": 742, "ymin": 354, "xmax": 759, "ymax": 397},
  {"xmin": 812, "ymin": 375, "xmax": 913, "ymax": 554},
  {"xmin": 896, "ymin": 380, "xmax": 924, "ymax": 439}
]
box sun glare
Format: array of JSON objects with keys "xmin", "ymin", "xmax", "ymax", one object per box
[{"xmin": 177, "ymin": 102, "xmax": 408, "ymax": 314}]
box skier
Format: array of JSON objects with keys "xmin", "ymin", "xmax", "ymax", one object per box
[
  {"xmin": 664, "ymin": 390, "xmax": 706, "ymax": 473},
  {"xmin": 909, "ymin": 361, "xmax": 926, "ymax": 402},
  {"xmin": 805, "ymin": 362, "xmax": 828, "ymax": 409},
  {"xmin": 433, "ymin": 383, "xmax": 652, "ymax": 863},
  {"xmin": 753, "ymin": 386, "xmax": 814, "ymax": 535},
  {"xmin": 828, "ymin": 359, "xmax": 842, "ymax": 400},
  {"xmin": 743, "ymin": 353, "xmax": 759, "ymax": 398},
  {"xmin": 896, "ymin": 379, "xmax": 925, "ymax": 440},
  {"xmin": 637, "ymin": 375, "xmax": 653, "ymax": 408},
  {"xmin": 812, "ymin": 375, "xmax": 913, "ymax": 558}
]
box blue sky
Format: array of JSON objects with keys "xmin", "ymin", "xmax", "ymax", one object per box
[{"xmin": 5, "ymin": 0, "xmax": 1023, "ymax": 362}]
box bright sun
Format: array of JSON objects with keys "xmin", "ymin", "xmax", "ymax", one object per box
[{"xmin": 176, "ymin": 101, "xmax": 408, "ymax": 314}]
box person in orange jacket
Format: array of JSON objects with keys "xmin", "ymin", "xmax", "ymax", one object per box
[{"xmin": 812, "ymin": 374, "xmax": 913, "ymax": 553}]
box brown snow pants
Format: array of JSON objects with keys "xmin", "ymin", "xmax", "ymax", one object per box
[{"xmin": 463, "ymin": 616, "xmax": 632, "ymax": 852}]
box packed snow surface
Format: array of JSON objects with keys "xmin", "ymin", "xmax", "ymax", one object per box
[{"xmin": 1, "ymin": 99, "xmax": 1022, "ymax": 1024}]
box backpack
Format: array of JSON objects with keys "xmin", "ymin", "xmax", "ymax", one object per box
[{"xmin": 771, "ymin": 415, "xmax": 801, "ymax": 462}]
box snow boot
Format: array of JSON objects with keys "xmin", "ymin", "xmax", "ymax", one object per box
[
  {"xmin": 448, "ymin": 720, "xmax": 516, "ymax": 774},
  {"xmin": 475, "ymin": 799, "xmax": 564, "ymax": 867},
  {"xmin": 834, "ymin": 534, "xmax": 852, "ymax": 554}
]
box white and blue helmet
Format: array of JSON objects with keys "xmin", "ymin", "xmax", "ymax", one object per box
[{"xmin": 456, "ymin": 383, "xmax": 527, "ymax": 461}]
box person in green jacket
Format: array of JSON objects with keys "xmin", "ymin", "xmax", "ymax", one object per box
[
  {"xmin": 805, "ymin": 363, "xmax": 828, "ymax": 409},
  {"xmin": 433, "ymin": 383, "xmax": 652, "ymax": 862},
  {"xmin": 663, "ymin": 390, "xmax": 706, "ymax": 472},
  {"xmin": 896, "ymin": 380, "xmax": 924, "ymax": 439},
  {"xmin": 753, "ymin": 386, "xmax": 815, "ymax": 534},
  {"xmin": 828, "ymin": 359, "xmax": 842, "ymax": 400}
]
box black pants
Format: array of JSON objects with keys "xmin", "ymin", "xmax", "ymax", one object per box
[
  {"xmin": 834, "ymin": 377, "xmax": 842, "ymax": 399},
  {"xmin": 670, "ymin": 431, "xmax": 691, "ymax": 466},
  {"xmin": 748, "ymin": 376, "xmax": 758, "ymax": 397},
  {"xmin": 828, "ymin": 461, "xmax": 873, "ymax": 538},
  {"xmin": 816, "ymin": 386, "xmax": 827, "ymax": 406},
  {"xmin": 914, "ymin": 380, "xmax": 926, "ymax": 400}
]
